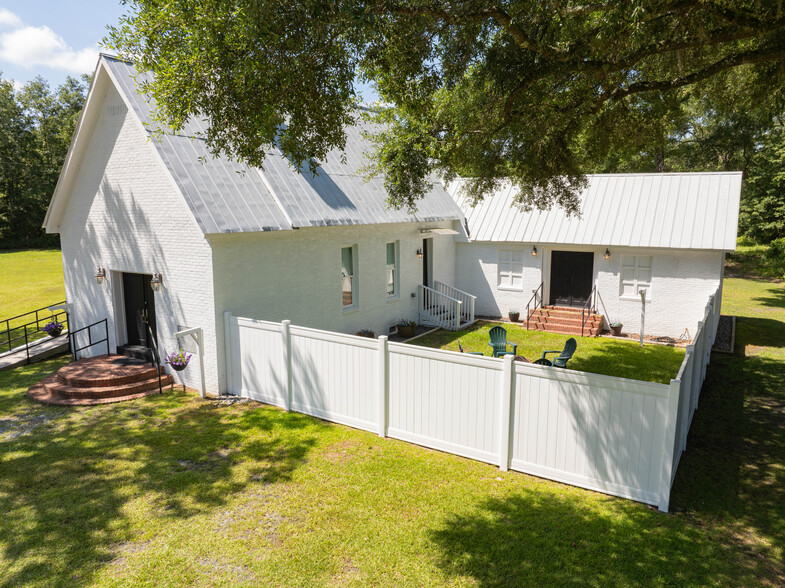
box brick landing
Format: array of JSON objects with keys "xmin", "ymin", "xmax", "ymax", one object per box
[{"xmin": 27, "ymin": 354, "xmax": 174, "ymax": 406}]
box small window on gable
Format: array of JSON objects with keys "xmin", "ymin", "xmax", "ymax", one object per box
[
  {"xmin": 341, "ymin": 245, "xmax": 357, "ymax": 309},
  {"xmin": 498, "ymin": 249, "xmax": 524, "ymax": 290},
  {"xmin": 386, "ymin": 241, "xmax": 399, "ymax": 298},
  {"xmin": 620, "ymin": 255, "xmax": 652, "ymax": 300}
]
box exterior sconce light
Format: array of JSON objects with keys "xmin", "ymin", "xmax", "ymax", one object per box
[
  {"xmin": 95, "ymin": 266, "xmax": 106, "ymax": 284},
  {"xmin": 604, "ymin": 248, "xmax": 611, "ymax": 260},
  {"xmin": 531, "ymin": 245, "xmax": 537, "ymax": 257},
  {"xmin": 416, "ymin": 248, "xmax": 423, "ymax": 259},
  {"xmin": 150, "ymin": 272, "xmax": 163, "ymax": 292}
]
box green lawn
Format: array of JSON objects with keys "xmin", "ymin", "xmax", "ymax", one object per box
[
  {"xmin": 0, "ymin": 249, "xmax": 66, "ymax": 352},
  {"xmin": 0, "ymin": 249, "xmax": 783, "ymax": 586},
  {"xmin": 413, "ymin": 322, "xmax": 685, "ymax": 384}
]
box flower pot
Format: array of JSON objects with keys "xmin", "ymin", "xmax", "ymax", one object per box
[
  {"xmin": 170, "ymin": 363, "xmax": 188, "ymax": 372},
  {"xmin": 46, "ymin": 329, "xmax": 63, "ymax": 338},
  {"xmin": 610, "ymin": 325, "xmax": 623, "ymax": 337},
  {"xmin": 508, "ymin": 312, "xmax": 520, "ymax": 322},
  {"xmin": 397, "ymin": 325, "xmax": 416, "ymax": 338}
]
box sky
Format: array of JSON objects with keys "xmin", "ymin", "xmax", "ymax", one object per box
[
  {"xmin": 0, "ymin": 1, "xmax": 125, "ymax": 89},
  {"xmin": 0, "ymin": 1, "xmax": 380, "ymax": 101}
]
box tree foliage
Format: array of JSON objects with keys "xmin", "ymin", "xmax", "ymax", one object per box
[
  {"xmin": 0, "ymin": 75, "xmax": 88, "ymax": 249},
  {"xmin": 108, "ymin": 1, "xmax": 785, "ymax": 214}
]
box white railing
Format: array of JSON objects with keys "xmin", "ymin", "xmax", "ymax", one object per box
[
  {"xmin": 418, "ymin": 284, "xmax": 463, "ymax": 330},
  {"xmin": 223, "ymin": 306, "xmax": 722, "ymax": 512},
  {"xmin": 433, "ymin": 281, "xmax": 476, "ymax": 326}
]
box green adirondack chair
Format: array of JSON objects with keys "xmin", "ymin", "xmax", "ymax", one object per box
[
  {"xmin": 458, "ymin": 341, "xmax": 484, "ymax": 356},
  {"xmin": 537, "ymin": 338, "xmax": 577, "ymax": 368},
  {"xmin": 487, "ymin": 326, "xmax": 518, "ymax": 358}
]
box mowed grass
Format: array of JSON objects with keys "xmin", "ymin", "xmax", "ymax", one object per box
[
  {"xmin": 0, "ymin": 249, "xmax": 66, "ymax": 352},
  {"xmin": 413, "ymin": 322, "xmax": 685, "ymax": 384},
  {"xmin": 0, "ymin": 246, "xmax": 783, "ymax": 586},
  {"xmin": 0, "ymin": 357, "xmax": 770, "ymax": 587}
]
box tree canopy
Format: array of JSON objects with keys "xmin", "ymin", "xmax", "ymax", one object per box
[{"xmin": 108, "ymin": 1, "xmax": 785, "ymax": 215}]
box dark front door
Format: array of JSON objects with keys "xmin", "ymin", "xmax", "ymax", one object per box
[
  {"xmin": 123, "ymin": 273, "xmax": 157, "ymax": 347},
  {"xmin": 549, "ymin": 251, "xmax": 594, "ymax": 307},
  {"xmin": 422, "ymin": 237, "xmax": 433, "ymax": 287}
]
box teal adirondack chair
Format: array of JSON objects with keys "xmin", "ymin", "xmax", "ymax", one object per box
[
  {"xmin": 488, "ymin": 326, "xmax": 518, "ymax": 358},
  {"xmin": 458, "ymin": 341, "xmax": 484, "ymax": 356},
  {"xmin": 535, "ymin": 338, "xmax": 577, "ymax": 368}
]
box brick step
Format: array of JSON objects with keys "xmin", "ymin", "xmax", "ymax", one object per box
[
  {"xmin": 45, "ymin": 374, "xmax": 173, "ymax": 399},
  {"xmin": 28, "ymin": 374, "xmax": 167, "ymax": 406},
  {"xmin": 531, "ymin": 309, "xmax": 603, "ymax": 321},
  {"xmin": 528, "ymin": 315, "xmax": 603, "ymax": 328},
  {"xmin": 55, "ymin": 354, "xmax": 165, "ymax": 387},
  {"xmin": 531, "ymin": 323, "xmax": 601, "ymax": 337}
]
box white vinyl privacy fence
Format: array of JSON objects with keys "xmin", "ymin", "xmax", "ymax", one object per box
[{"xmin": 224, "ymin": 288, "xmax": 719, "ymax": 512}]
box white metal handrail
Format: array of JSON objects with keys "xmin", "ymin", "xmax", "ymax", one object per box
[
  {"xmin": 418, "ymin": 284, "xmax": 463, "ymax": 330},
  {"xmin": 433, "ymin": 281, "xmax": 476, "ymax": 326}
]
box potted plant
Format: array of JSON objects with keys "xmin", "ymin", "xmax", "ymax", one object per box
[
  {"xmin": 356, "ymin": 329, "xmax": 376, "ymax": 338},
  {"xmin": 42, "ymin": 320, "xmax": 64, "ymax": 337},
  {"xmin": 610, "ymin": 322, "xmax": 624, "ymax": 337},
  {"xmin": 166, "ymin": 349, "xmax": 192, "ymax": 372},
  {"xmin": 396, "ymin": 319, "xmax": 417, "ymax": 339},
  {"xmin": 508, "ymin": 309, "xmax": 520, "ymax": 322}
]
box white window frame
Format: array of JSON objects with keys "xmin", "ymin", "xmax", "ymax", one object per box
[
  {"xmin": 386, "ymin": 241, "xmax": 400, "ymax": 300},
  {"xmin": 619, "ymin": 255, "xmax": 652, "ymax": 301},
  {"xmin": 497, "ymin": 248, "xmax": 525, "ymax": 291},
  {"xmin": 341, "ymin": 245, "xmax": 358, "ymax": 312}
]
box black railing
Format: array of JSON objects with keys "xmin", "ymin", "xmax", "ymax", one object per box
[
  {"xmin": 70, "ymin": 318, "xmax": 109, "ymax": 361},
  {"xmin": 580, "ymin": 286, "xmax": 598, "ymax": 337},
  {"xmin": 146, "ymin": 323, "xmax": 163, "ymax": 394},
  {"xmin": 1, "ymin": 301, "xmax": 70, "ymax": 363},
  {"xmin": 526, "ymin": 282, "xmax": 544, "ymax": 330}
]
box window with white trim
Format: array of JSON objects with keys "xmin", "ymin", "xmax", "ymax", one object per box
[
  {"xmin": 620, "ymin": 255, "xmax": 652, "ymax": 299},
  {"xmin": 341, "ymin": 245, "xmax": 357, "ymax": 309},
  {"xmin": 386, "ymin": 241, "xmax": 399, "ymax": 298},
  {"xmin": 498, "ymin": 249, "xmax": 524, "ymax": 290}
]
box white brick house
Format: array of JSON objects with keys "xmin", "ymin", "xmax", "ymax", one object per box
[{"xmin": 43, "ymin": 55, "xmax": 741, "ymax": 395}]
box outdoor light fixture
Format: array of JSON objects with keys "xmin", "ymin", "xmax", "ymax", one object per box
[
  {"xmin": 416, "ymin": 248, "xmax": 423, "ymax": 259},
  {"xmin": 604, "ymin": 248, "xmax": 611, "ymax": 260},
  {"xmin": 531, "ymin": 245, "xmax": 537, "ymax": 257},
  {"xmin": 150, "ymin": 272, "xmax": 163, "ymax": 292},
  {"xmin": 94, "ymin": 266, "xmax": 106, "ymax": 284}
]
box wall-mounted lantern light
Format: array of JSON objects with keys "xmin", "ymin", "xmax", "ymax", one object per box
[
  {"xmin": 604, "ymin": 248, "xmax": 611, "ymax": 260},
  {"xmin": 416, "ymin": 248, "xmax": 423, "ymax": 259},
  {"xmin": 95, "ymin": 266, "xmax": 106, "ymax": 284},
  {"xmin": 531, "ymin": 245, "xmax": 537, "ymax": 257},
  {"xmin": 150, "ymin": 272, "xmax": 163, "ymax": 292}
]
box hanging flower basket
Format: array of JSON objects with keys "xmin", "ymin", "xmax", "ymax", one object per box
[
  {"xmin": 42, "ymin": 320, "xmax": 64, "ymax": 338},
  {"xmin": 166, "ymin": 349, "xmax": 192, "ymax": 372}
]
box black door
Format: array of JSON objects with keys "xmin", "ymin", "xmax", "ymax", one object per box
[
  {"xmin": 123, "ymin": 273, "xmax": 157, "ymax": 347},
  {"xmin": 422, "ymin": 238, "xmax": 433, "ymax": 287},
  {"xmin": 549, "ymin": 251, "xmax": 594, "ymax": 307}
]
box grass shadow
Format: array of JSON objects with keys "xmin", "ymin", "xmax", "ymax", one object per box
[{"xmin": 0, "ymin": 357, "xmax": 318, "ymax": 586}]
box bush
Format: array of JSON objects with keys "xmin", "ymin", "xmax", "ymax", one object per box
[{"xmin": 765, "ymin": 238, "xmax": 785, "ymax": 279}]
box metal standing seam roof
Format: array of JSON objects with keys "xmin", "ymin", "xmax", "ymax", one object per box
[
  {"xmin": 102, "ymin": 56, "xmax": 463, "ymax": 234},
  {"xmin": 448, "ymin": 173, "xmax": 742, "ymax": 251}
]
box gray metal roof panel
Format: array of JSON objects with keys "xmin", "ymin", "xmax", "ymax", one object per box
[
  {"xmin": 102, "ymin": 55, "xmax": 461, "ymax": 233},
  {"xmin": 450, "ymin": 172, "xmax": 742, "ymax": 251}
]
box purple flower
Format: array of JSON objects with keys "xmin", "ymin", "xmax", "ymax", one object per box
[
  {"xmin": 166, "ymin": 349, "xmax": 192, "ymax": 367},
  {"xmin": 42, "ymin": 321, "xmax": 64, "ymax": 334}
]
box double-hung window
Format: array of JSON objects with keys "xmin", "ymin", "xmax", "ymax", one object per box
[
  {"xmin": 620, "ymin": 255, "xmax": 652, "ymax": 300},
  {"xmin": 386, "ymin": 241, "xmax": 399, "ymax": 298},
  {"xmin": 341, "ymin": 245, "xmax": 357, "ymax": 309},
  {"xmin": 498, "ymin": 249, "xmax": 524, "ymax": 290}
]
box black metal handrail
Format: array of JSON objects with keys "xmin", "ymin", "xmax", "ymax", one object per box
[
  {"xmin": 526, "ymin": 282, "xmax": 544, "ymax": 330},
  {"xmin": 146, "ymin": 323, "xmax": 163, "ymax": 394},
  {"xmin": 580, "ymin": 286, "xmax": 598, "ymax": 337},
  {"xmin": 69, "ymin": 318, "xmax": 109, "ymax": 361},
  {"xmin": 1, "ymin": 302, "xmax": 70, "ymax": 362}
]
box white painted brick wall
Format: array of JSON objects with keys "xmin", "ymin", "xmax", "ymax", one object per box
[
  {"xmin": 455, "ymin": 242, "xmax": 723, "ymax": 338},
  {"xmin": 57, "ymin": 83, "xmax": 220, "ymax": 394},
  {"xmin": 211, "ymin": 221, "xmax": 458, "ymax": 391}
]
